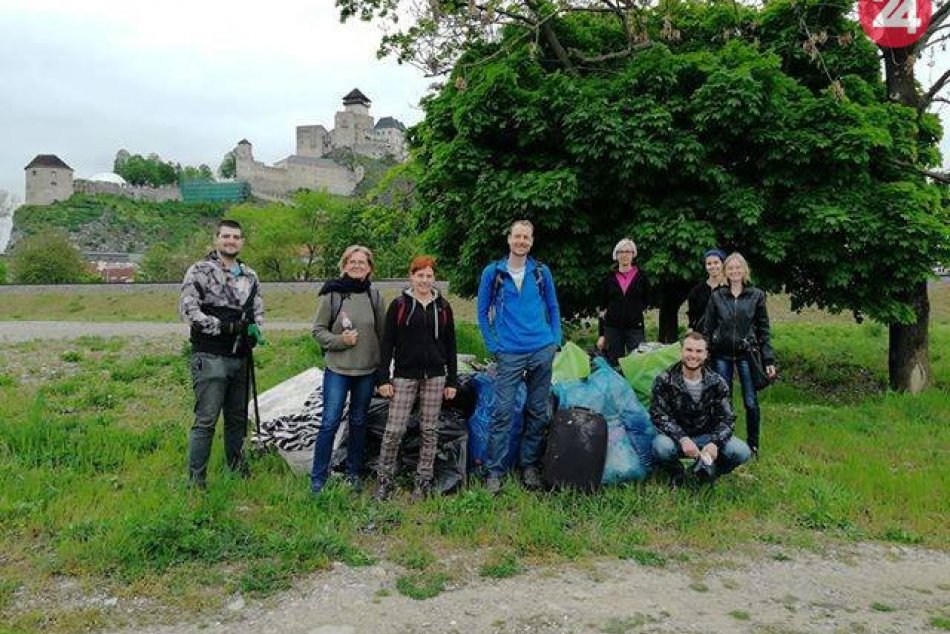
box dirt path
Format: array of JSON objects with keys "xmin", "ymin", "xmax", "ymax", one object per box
[
  {"xmin": 108, "ymin": 543, "xmax": 948, "ymax": 634},
  {"xmin": 0, "ymin": 321, "xmax": 310, "ymax": 342}
]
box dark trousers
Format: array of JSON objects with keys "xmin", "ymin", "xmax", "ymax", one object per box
[
  {"xmin": 188, "ymin": 352, "xmax": 248, "ymax": 484},
  {"xmin": 603, "ymin": 326, "xmax": 645, "ymax": 365},
  {"xmin": 711, "ymin": 357, "xmax": 761, "ymax": 451}
]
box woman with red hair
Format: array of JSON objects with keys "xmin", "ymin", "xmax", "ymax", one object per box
[{"xmin": 373, "ymin": 256, "xmax": 458, "ymax": 501}]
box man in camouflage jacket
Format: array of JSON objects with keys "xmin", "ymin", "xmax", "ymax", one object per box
[
  {"xmin": 650, "ymin": 332, "xmax": 751, "ymax": 486},
  {"xmin": 179, "ymin": 219, "xmax": 264, "ymax": 488}
]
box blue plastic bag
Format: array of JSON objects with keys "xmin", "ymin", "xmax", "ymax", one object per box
[{"xmin": 466, "ymin": 371, "xmax": 526, "ymax": 472}]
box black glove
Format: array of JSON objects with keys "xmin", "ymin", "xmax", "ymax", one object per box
[{"xmin": 221, "ymin": 319, "xmax": 247, "ymax": 336}]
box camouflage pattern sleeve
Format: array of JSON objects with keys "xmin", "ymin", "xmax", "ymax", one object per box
[{"xmin": 179, "ymin": 264, "xmax": 221, "ymax": 335}]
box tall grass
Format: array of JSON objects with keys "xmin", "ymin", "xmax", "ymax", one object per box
[{"xmin": 0, "ymin": 290, "xmax": 948, "ymax": 632}]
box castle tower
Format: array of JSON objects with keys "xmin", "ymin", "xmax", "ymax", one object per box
[
  {"xmin": 233, "ymin": 139, "xmax": 254, "ymax": 180},
  {"xmin": 24, "ymin": 154, "xmax": 74, "ymax": 206},
  {"xmin": 296, "ymin": 125, "xmax": 331, "ymax": 158},
  {"xmin": 332, "ymin": 88, "xmax": 375, "ymax": 149}
]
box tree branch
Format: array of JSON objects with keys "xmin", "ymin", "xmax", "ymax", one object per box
[
  {"xmin": 568, "ymin": 40, "xmax": 653, "ymax": 63},
  {"xmin": 919, "ymin": 67, "xmax": 950, "ymax": 111},
  {"xmin": 892, "ymin": 158, "xmax": 950, "ymax": 184},
  {"xmin": 914, "ymin": 0, "xmax": 950, "ymax": 52}
]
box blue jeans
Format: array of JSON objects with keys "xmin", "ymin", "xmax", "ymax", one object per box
[
  {"xmin": 310, "ymin": 368, "xmax": 375, "ymax": 492},
  {"xmin": 711, "ymin": 357, "xmax": 761, "ymax": 450},
  {"xmin": 487, "ymin": 345, "xmax": 556, "ymax": 476},
  {"xmin": 652, "ymin": 433, "xmax": 751, "ymax": 476}
]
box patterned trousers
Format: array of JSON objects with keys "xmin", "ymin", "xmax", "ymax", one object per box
[{"xmin": 377, "ymin": 376, "xmax": 446, "ymax": 482}]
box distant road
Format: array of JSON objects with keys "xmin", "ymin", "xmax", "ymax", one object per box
[
  {"xmin": 0, "ymin": 321, "xmax": 311, "ymax": 342},
  {"xmin": 0, "ymin": 280, "xmax": 441, "ymax": 294}
]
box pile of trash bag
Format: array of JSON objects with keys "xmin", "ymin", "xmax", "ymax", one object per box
[{"xmin": 552, "ymin": 356, "xmax": 656, "ymax": 484}]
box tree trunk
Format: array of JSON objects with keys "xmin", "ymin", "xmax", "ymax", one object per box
[
  {"xmin": 882, "ymin": 46, "xmax": 930, "ymax": 392},
  {"xmin": 656, "ymin": 286, "xmax": 688, "ymax": 343},
  {"xmin": 888, "ymin": 281, "xmax": 930, "ymax": 393}
]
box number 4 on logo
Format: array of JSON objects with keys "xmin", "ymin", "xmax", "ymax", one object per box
[{"xmin": 873, "ymin": 0, "xmax": 922, "ymax": 34}]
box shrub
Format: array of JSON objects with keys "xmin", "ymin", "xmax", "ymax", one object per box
[{"xmin": 10, "ymin": 229, "xmax": 89, "ymax": 284}]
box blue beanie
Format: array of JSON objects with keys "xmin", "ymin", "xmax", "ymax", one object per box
[{"xmin": 703, "ymin": 248, "xmax": 726, "ymax": 263}]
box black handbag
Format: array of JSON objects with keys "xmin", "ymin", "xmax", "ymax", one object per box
[{"xmin": 746, "ymin": 342, "xmax": 772, "ymax": 391}]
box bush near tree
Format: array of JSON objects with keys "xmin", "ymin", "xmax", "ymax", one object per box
[{"xmin": 10, "ymin": 229, "xmax": 91, "ymax": 284}]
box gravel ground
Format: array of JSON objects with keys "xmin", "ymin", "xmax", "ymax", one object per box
[{"xmin": 101, "ymin": 543, "xmax": 949, "ymax": 634}]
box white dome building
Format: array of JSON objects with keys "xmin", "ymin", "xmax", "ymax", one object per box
[{"xmin": 87, "ymin": 172, "xmax": 128, "ymax": 186}]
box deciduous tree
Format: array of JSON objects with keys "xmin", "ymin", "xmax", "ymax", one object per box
[{"xmin": 343, "ymin": 0, "xmax": 949, "ymax": 390}]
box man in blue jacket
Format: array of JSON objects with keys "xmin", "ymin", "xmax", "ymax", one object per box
[{"xmin": 477, "ymin": 219, "xmax": 562, "ymax": 494}]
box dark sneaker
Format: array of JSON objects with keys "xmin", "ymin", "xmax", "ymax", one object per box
[
  {"xmin": 410, "ymin": 480, "xmax": 433, "ymax": 503},
  {"xmin": 692, "ymin": 456, "xmax": 717, "ymax": 485},
  {"xmin": 668, "ymin": 462, "xmax": 686, "ymax": 489},
  {"xmin": 521, "ymin": 466, "xmax": 542, "ymax": 491},
  {"xmin": 485, "ymin": 475, "xmax": 502, "ymax": 496},
  {"xmin": 372, "ymin": 478, "xmax": 393, "ymax": 502},
  {"xmin": 345, "ymin": 474, "xmax": 363, "ymax": 493}
]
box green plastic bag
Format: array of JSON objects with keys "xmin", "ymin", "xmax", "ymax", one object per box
[
  {"xmin": 618, "ymin": 342, "xmax": 682, "ymax": 407},
  {"xmin": 552, "ymin": 341, "xmax": 591, "ymax": 384}
]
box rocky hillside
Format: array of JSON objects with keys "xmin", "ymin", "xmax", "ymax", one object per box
[{"xmin": 10, "ymin": 194, "xmax": 230, "ymax": 253}]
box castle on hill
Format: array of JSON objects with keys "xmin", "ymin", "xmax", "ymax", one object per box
[
  {"xmin": 234, "ymin": 88, "xmax": 407, "ymax": 198},
  {"xmin": 23, "ymin": 88, "xmax": 408, "ymax": 206}
]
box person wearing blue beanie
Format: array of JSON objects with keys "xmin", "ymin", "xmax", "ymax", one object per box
[{"xmin": 686, "ymin": 249, "xmax": 727, "ymax": 332}]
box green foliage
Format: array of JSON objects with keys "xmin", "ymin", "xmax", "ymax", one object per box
[
  {"xmin": 113, "ymin": 152, "xmax": 177, "ymax": 187},
  {"xmin": 12, "ymin": 194, "xmax": 226, "ymax": 254},
  {"xmin": 410, "ymin": 1, "xmax": 949, "ymax": 326},
  {"xmin": 138, "ymin": 237, "xmax": 210, "ymax": 282},
  {"xmin": 218, "ymin": 151, "xmax": 236, "ymax": 179},
  {"xmin": 0, "ymin": 258, "xmax": 7, "ymax": 284},
  {"xmin": 229, "ymin": 186, "xmax": 425, "ymax": 281},
  {"xmin": 177, "ymin": 164, "xmax": 214, "ymax": 182},
  {"xmin": 9, "ymin": 229, "xmax": 90, "ymax": 284}
]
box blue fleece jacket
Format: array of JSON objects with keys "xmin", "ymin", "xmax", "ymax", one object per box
[{"xmin": 477, "ymin": 256, "xmax": 563, "ymax": 355}]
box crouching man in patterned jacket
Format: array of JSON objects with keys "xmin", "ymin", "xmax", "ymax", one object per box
[
  {"xmin": 179, "ymin": 220, "xmax": 264, "ymax": 488},
  {"xmin": 650, "ymin": 331, "xmax": 751, "ymax": 487}
]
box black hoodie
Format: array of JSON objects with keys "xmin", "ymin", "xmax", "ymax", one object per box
[{"xmin": 377, "ymin": 289, "xmax": 458, "ymax": 388}]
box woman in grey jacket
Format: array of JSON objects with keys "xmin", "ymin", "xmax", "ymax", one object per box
[
  {"xmin": 310, "ymin": 245, "xmax": 386, "ymax": 494},
  {"xmin": 703, "ymin": 252, "xmax": 777, "ymax": 455}
]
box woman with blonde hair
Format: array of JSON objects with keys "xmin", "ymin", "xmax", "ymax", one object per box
[
  {"xmin": 596, "ymin": 237, "xmax": 650, "ymax": 365},
  {"xmin": 310, "ymin": 245, "xmax": 386, "ymax": 494},
  {"xmin": 702, "ymin": 252, "xmax": 777, "ymax": 455}
]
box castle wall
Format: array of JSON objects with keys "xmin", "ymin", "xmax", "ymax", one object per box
[
  {"xmin": 25, "ymin": 167, "xmax": 73, "ymax": 206},
  {"xmin": 74, "ymin": 180, "xmax": 181, "ymax": 202}
]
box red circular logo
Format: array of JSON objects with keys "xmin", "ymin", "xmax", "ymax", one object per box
[{"xmin": 859, "ymin": 0, "xmax": 932, "ymax": 48}]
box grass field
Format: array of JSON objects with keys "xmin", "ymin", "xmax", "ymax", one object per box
[{"xmin": 0, "ymin": 284, "xmax": 947, "ymax": 632}]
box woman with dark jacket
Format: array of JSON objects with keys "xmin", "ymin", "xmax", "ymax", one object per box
[
  {"xmin": 373, "ymin": 256, "xmax": 458, "ymax": 502},
  {"xmin": 703, "ymin": 252, "xmax": 777, "ymax": 455},
  {"xmin": 596, "ymin": 238, "xmax": 650, "ymax": 365},
  {"xmin": 686, "ymin": 248, "xmax": 726, "ymax": 332}
]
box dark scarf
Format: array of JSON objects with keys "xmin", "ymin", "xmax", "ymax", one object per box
[{"xmin": 318, "ymin": 274, "xmax": 371, "ymax": 297}]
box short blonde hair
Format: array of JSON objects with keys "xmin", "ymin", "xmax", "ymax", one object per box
[
  {"xmin": 612, "ymin": 238, "xmax": 637, "ymax": 261},
  {"xmin": 338, "ymin": 245, "xmax": 375, "ymax": 275},
  {"xmin": 509, "ymin": 219, "xmax": 534, "ymax": 236},
  {"xmin": 723, "ymin": 252, "xmax": 751, "ymax": 284}
]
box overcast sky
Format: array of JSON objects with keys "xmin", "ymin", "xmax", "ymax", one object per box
[
  {"xmin": 0, "ymin": 0, "xmax": 431, "ymax": 201},
  {"xmin": 2, "ymin": 1, "xmax": 949, "ymax": 206}
]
